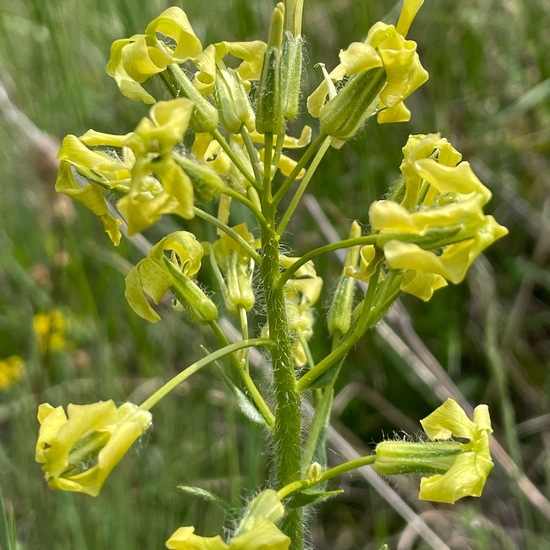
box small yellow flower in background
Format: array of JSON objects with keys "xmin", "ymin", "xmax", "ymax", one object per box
[
  {"xmin": 36, "ymin": 400, "xmax": 152, "ymax": 497},
  {"xmin": 374, "ymin": 398, "xmax": 494, "ymax": 504},
  {"xmin": 125, "ymin": 231, "xmax": 218, "ymax": 324},
  {"xmin": 33, "ymin": 309, "xmax": 68, "ymax": 354},
  {"xmin": 166, "ymin": 490, "xmax": 290, "ymax": 549},
  {"xmin": 0, "ymin": 355, "xmax": 24, "ymax": 389},
  {"xmin": 367, "ymin": 133, "xmax": 508, "ymax": 300}
]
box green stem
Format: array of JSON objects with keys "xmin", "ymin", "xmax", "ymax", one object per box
[
  {"xmin": 271, "ymin": 132, "xmax": 286, "ymax": 182},
  {"xmin": 276, "ymin": 136, "xmax": 332, "ymax": 236},
  {"xmin": 239, "ymin": 306, "xmax": 250, "ymax": 371},
  {"xmin": 277, "ymin": 454, "xmax": 376, "ymax": 500},
  {"xmin": 209, "ymin": 320, "xmax": 275, "ymax": 429},
  {"xmin": 277, "ymin": 235, "xmax": 378, "ymax": 289},
  {"xmin": 272, "ymin": 132, "xmax": 327, "ymax": 207},
  {"xmin": 139, "ymin": 338, "xmax": 273, "ymax": 411},
  {"xmin": 240, "ymin": 126, "xmax": 264, "ymax": 189},
  {"xmin": 259, "ymin": 196, "xmax": 304, "ymax": 547},
  {"xmin": 221, "ymin": 186, "xmax": 268, "ymax": 230},
  {"xmin": 263, "ymin": 132, "xmax": 274, "ymax": 198},
  {"xmin": 193, "ymin": 207, "xmax": 261, "ymax": 264},
  {"xmin": 213, "ymin": 129, "xmax": 256, "ymax": 186},
  {"xmin": 296, "ymin": 265, "xmax": 382, "ymax": 392}
]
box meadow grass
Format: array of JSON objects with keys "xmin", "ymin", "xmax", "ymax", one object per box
[{"xmin": 0, "ymin": 0, "xmax": 549, "ymax": 548}]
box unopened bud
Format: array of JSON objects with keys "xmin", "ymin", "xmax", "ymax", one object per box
[
  {"xmin": 306, "ymin": 462, "xmax": 323, "ymax": 483},
  {"xmin": 174, "ymin": 155, "xmax": 225, "ymax": 203},
  {"xmin": 280, "ymin": 32, "xmax": 303, "ymax": 121},
  {"xmin": 327, "ymin": 221, "xmax": 362, "ymax": 335},
  {"xmin": 215, "ymin": 68, "xmax": 255, "ymax": 134},
  {"xmin": 256, "ymin": 4, "xmax": 285, "ymax": 134}
]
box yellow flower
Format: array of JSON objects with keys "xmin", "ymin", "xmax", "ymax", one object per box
[
  {"xmin": 56, "ymin": 99, "xmax": 222, "ymax": 241},
  {"xmin": 106, "ymin": 7, "xmax": 202, "ymax": 104},
  {"xmin": 166, "ymin": 526, "xmax": 227, "ymax": 549},
  {"xmin": 116, "ymin": 98, "xmax": 197, "ymax": 235},
  {"xmin": 166, "ymin": 490, "xmax": 290, "ymax": 550},
  {"xmin": 36, "ymin": 400, "xmax": 152, "ymax": 497},
  {"xmin": 419, "ymin": 398, "xmax": 494, "ymax": 504},
  {"xmin": 0, "ymin": 355, "xmax": 24, "ymax": 389},
  {"xmin": 368, "ymin": 134, "xmax": 508, "ymax": 298},
  {"xmin": 125, "ymin": 231, "xmax": 217, "ymax": 324},
  {"xmin": 33, "ymin": 309, "xmax": 68, "ymax": 353},
  {"xmin": 374, "ymin": 398, "xmax": 494, "ymax": 504},
  {"xmin": 56, "ymin": 133, "xmax": 129, "ymax": 245},
  {"xmin": 307, "ymin": 0, "xmax": 427, "ymax": 144}
]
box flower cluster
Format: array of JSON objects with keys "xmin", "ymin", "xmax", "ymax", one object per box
[
  {"xmin": 0, "ymin": 355, "xmax": 24, "ymax": 389},
  {"xmin": 33, "ymin": 309, "xmax": 68, "ymax": 353},
  {"xmin": 361, "ymin": 133, "xmax": 508, "ymax": 300},
  {"xmin": 56, "ymin": 98, "xmax": 225, "ymax": 244}
]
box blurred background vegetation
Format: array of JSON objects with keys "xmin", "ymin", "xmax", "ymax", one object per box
[{"xmin": 0, "ymin": 0, "xmax": 549, "ymax": 548}]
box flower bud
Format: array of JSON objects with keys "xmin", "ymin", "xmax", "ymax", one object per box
[
  {"xmin": 256, "ymin": 3, "xmax": 285, "ymax": 134},
  {"xmin": 173, "ymin": 154, "xmax": 225, "ymax": 204},
  {"xmin": 215, "ymin": 68, "xmax": 255, "ymax": 133},
  {"xmin": 306, "ymin": 462, "xmax": 323, "ymax": 483},
  {"xmin": 328, "ymin": 221, "xmax": 361, "ymax": 335},
  {"xmin": 280, "ymin": 31, "xmax": 303, "ymax": 121}
]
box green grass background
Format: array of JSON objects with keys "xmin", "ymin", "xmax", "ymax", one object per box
[{"xmin": 0, "ymin": 0, "xmax": 549, "ymax": 548}]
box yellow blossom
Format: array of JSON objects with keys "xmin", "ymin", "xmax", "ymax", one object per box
[
  {"xmin": 56, "ymin": 133, "xmax": 129, "ymax": 245},
  {"xmin": 374, "ymin": 398, "xmax": 494, "ymax": 504},
  {"xmin": 125, "ymin": 231, "xmax": 217, "ymax": 324},
  {"xmin": 166, "ymin": 490, "xmax": 290, "ymax": 550},
  {"xmin": 56, "ymin": 99, "xmax": 222, "ymax": 241},
  {"xmin": 368, "ymin": 134, "xmax": 508, "ymax": 298},
  {"xmin": 307, "ymin": 0, "xmax": 428, "ymax": 144},
  {"xmin": 33, "ymin": 309, "xmax": 68, "ymax": 353},
  {"xmin": 0, "ymin": 355, "xmax": 24, "ymax": 389},
  {"xmin": 106, "ymin": 7, "xmax": 202, "ymax": 104},
  {"xmin": 419, "ymin": 398, "xmax": 494, "ymax": 503},
  {"xmin": 36, "ymin": 400, "xmax": 152, "ymax": 496}
]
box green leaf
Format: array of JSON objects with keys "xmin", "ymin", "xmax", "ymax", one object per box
[
  {"xmin": 177, "ymin": 485, "xmax": 233, "ymax": 512},
  {"xmin": 284, "ymin": 488, "xmax": 344, "ymax": 509}
]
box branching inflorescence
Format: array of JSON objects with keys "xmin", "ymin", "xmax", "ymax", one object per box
[{"xmin": 38, "ymin": 1, "xmax": 507, "ymax": 548}]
